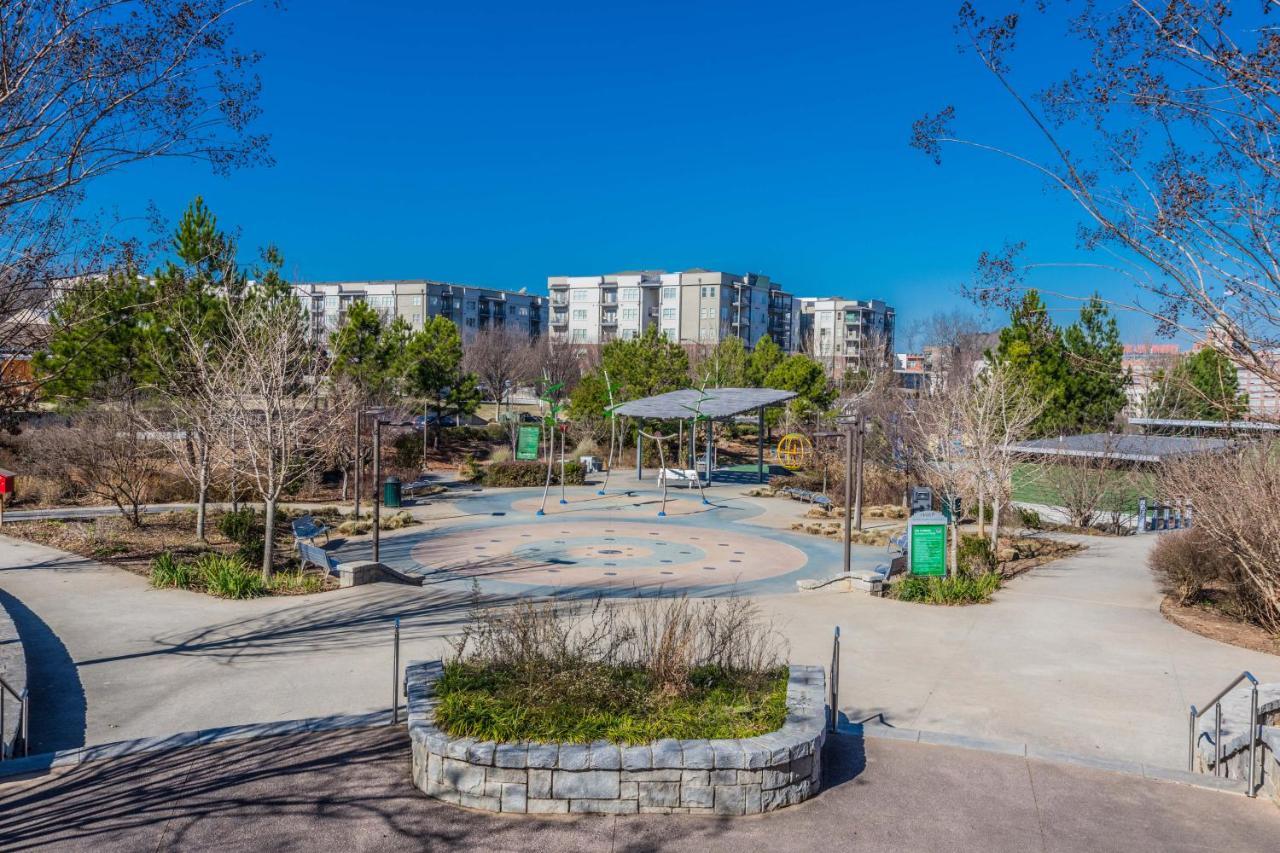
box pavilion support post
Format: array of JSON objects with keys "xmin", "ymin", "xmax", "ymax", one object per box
[
  {"xmin": 757, "ymin": 406, "xmax": 765, "ymax": 484},
  {"xmin": 704, "ymin": 418, "xmax": 713, "ymax": 484},
  {"xmin": 636, "ymin": 424, "xmax": 642, "ymax": 480}
]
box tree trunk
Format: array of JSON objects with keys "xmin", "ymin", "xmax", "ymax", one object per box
[
  {"xmin": 262, "ymin": 498, "xmax": 277, "ymax": 579},
  {"xmin": 949, "ymin": 521, "xmax": 959, "ymax": 578},
  {"xmin": 991, "ymin": 499, "xmax": 1002, "ymax": 550},
  {"xmin": 977, "ymin": 483, "xmax": 985, "ymax": 538},
  {"xmin": 340, "ymin": 467, "xmax": 349, "ymax": 501},
  {"xmin": 195, "ymin": 476, "xmax": 209, "ymax": 543}
]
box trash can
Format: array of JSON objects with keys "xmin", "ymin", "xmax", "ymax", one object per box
[{"xmin": 383, "ymin": 475, "xmax": 403, "ymax": 508}]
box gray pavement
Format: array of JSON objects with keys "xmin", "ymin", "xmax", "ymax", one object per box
[{"xmin": 1, "ymin": 726, "xmax": 1275, "ymax": 852}]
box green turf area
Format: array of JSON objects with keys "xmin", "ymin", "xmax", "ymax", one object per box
[{"xmin": 433, "ymin": 661, "xmax": 789, "ymax": 744}]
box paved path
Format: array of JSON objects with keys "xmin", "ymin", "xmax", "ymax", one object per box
[
  {"xmin": 2, "ymin": 477, "xmax": 1279, "ymax": 768},
  {"xmin": 1, "ymin": 727, "xmax": 1275, "ymax": 852}
]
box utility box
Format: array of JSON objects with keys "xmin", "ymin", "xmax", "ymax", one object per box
[
  {"xmin": 0, "ymin": 469, "xmax": 13, "ymax": 497},
  {"xmin": 383, "ymin": 476, "xmax": 402, "ymax": 508}
]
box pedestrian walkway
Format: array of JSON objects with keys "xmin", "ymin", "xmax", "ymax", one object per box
[{"xmin": 1, "ymin": 726, "xmax": 1274, "ymax": 852}]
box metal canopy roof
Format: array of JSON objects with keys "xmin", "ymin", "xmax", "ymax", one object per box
[
  {"xmin": 611, "ymin": 387, "xmax": 797, "ymax": 420},
  {"xmin": 1010, "ymin": 433, "xmax": 1233, "ymax": 463},
  {"xmin": 1129, "ymin": 417, "xmax": 1280, "ymax": 432}
]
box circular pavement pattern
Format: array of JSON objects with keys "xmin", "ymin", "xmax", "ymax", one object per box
[
  {"xmin": 409, "ymin": 520, "xmax": 808, "ymax": 590},
  {"xmin": 509, "ymin": 492, "xmax": 713, "ymax": 517}
]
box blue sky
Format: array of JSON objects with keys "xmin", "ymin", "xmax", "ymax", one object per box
[{"xmin": 83, "ymin": 1, "xmax": 1162, "ymax": 344}]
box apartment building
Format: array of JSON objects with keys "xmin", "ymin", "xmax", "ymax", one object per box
[
  {"xmin": 546, "ymin": 269, "xmax": 797, "ymax": 351},
  {"xmin": 797, "ymin": 298, "xmax": 895, "ymax": 375},
  {"xmin": 1122, "ymin": 343, "xmax": 1181, "ymax": 417},
  {"xmin": 291, "ymin": 280, "xmax": 547, "ymax": 345}
]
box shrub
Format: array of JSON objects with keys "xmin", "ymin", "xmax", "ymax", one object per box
[
  {"xmin": 267, "ymin": 570, "xmax": 327, "ymax": 594},
  {"xmin": 489, "ymin": 446, "xmax": 512, "ymax": 463},
  {"xmin": 379, "ymin": 510, "xmax": 418, "ymax": 530},
  {"xmin": 1016, "ymin": 506, "xmax": 1042, "ymax": 530},
  {"xmin": 957, "ymin": 535, "xmax": 997, "ymax": 575},
  {"xmin": 437, "ymin": 594, "xmax": 789, "ymax": 743},
  {"xmin": 217, "ymin": 508, "xmax": 260, "ymax": 545},
  {"xmin": 150, "ymin": 551, "xmax": 197, "ymax": 589},
  {"xmin": 196, "ymin": 553, "xmax": 266, "ymax": 599},
  {"xmin": 457, "ymin": 454, "xmax": 482, "ymax": 482},
  {"xmin": 337, "ymin": 519, "xmax": 372, "ymax": 536},
  {"xmin": 484, "ymin": 423, "xmax": 508, "ymax": 442},
  {"xmin": 891, "ymin": 572, "xmax": 1001, "ymax": 605},
  {"xmin": 1148, "ymin": 528, "xmax": 1233, "ymax": 607},
  {"xmin": 479, "ymin": 460, "xmax": 586, "ymax": 487}
]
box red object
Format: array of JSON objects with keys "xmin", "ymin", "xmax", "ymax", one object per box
[{"xmin": 0, "ymin": 469, "xmax": 14, "ymax": 496}]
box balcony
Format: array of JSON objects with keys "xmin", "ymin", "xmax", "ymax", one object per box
[
  {"xmin": 601, "ymin": 314, "xmax": 618, "ymax": 326},
  {"xmin": 551, "ymin": 313, "xmax": 568, "ymax": 326}
]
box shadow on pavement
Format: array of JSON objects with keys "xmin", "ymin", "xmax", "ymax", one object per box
[{"xmin": 0, "ymin": 589, "xmax": 86, "ymax": 754}]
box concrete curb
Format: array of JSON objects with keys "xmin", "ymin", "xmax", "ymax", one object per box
[
  {"xmin": 839, "ymin": 721, "xmax": 1251, "ymax": 796},
  {"xmin": 0, "ymin": 711, "xmax": 391, "ymax": 781}
]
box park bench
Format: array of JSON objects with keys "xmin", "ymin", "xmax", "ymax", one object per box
[
  {"xmin": 403, "ymin": 476, "xmax": 435, "ymax": 495},
  {"xmin": 888, "ymin": 532, "xmax": 907, "ymax": 554},
  {"xmin": 659, "ymin": 467, "xmax": 700, "ymax": 483},
  {"xmin": 291, "ymin": 514, "xmax": 330, "ymax": 544},
  {"xmin": 779, "ymin": 486, "xmax": 833, "ymax": 508},
  {"xmin": 297, "ymin": 539, "xmax": 424, "ymax": 588}
]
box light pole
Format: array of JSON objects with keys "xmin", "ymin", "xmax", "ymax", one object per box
[
  {"xmin": 372, "ymin": 417, "xmax": 383, "ymax": 562},
  {"xmin": 354, "ymin": 409, "xmax": 362, "ymax": 520}
]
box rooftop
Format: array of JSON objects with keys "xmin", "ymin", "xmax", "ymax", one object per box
[
  {"xmin": 611, "ymin": 387, "xmax": 798, "ymax": 420},
  {"xmin": 1010, "ymin": 433, "xmax": 1234, "ymax": 463}
]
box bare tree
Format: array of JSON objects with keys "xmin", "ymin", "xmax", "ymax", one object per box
[
  {"xmin": 906, "ymin": 381, "xmax": 971, "ymax": 576},
  {"xmin": 915, "ymin": 1, "xmax": 1280, "ymax": 414},
  {"xmin": 0, "ymin": 1, "xmax": 272, "ymax": 426},
  {"xmin": 1037, "ymin": 437, "xmax": 1136, "ymax": 531},
  {"xmin": 960, "ymin": 363, "xmax": 1045, "ymax": 546},
  {"xmin": 212, "ymin": 293, "xmax": 338, "ymax": 577},
  {"xmin": 531, "ymin": 337, "xmax": 584, "ymax": 395},
  {"xmin": 464, "ymin": 326, "xmax": 535, "ymax": 417},
  {"xmin": 27, "ymin": 405, "xmax": 166, "ymax": 526}
]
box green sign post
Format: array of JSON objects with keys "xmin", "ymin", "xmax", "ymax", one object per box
[
  {"xmin": 515, "ymin": 425, "xmax": 541, "ymax": 461},
  {"xmin": 908, "ymin": 510, "xmax": 948, "ymax": 577}
]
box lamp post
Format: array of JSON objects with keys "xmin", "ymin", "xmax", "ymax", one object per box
[{"xmin": 373, "ymin": 417, "xmax": 383, "ymax": 562}]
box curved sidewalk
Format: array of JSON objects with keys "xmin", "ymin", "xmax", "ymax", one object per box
[{"xmin": 1, "ymin": 726, "xmax": 1275, "ymax": 852}]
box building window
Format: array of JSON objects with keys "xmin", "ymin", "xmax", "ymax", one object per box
[
  {"xmin": 662, "ymin": 307, "xmax": 676, "ymax": 320},
  {"xmin": 324, "ymin": 296, "xmax": 338, "ymax": 311},
  {"xmin": 662, "ymin": 286, "xmax": 677, "ymax": 300},
  {"xmin": 465, "ymin": 317, "xmax": 476, "ymax": 327},
  {"xmin": 466, "ymin": 300, "xmax": 476, "ymax": 311},
  {"xmin": 518, "ymin": 307, "xmax": 528, "ymax": 316},
  {"xmin": 571, "ymin": 329, "xmax": 587, "ymax": 342},
  {"xmin": 621, "ymin": 307, "xmax": 638, "ymax": 321},
  {"xmin": 621, "ymin": 329, "xmax": 637, "ymax": 340},
  {"xmin": 411, "ymin": 313, "xmax": 421, "ymax": 325},
  {"xmin": 662, "ymin": 327, "xmax": 677, "ymax": 340},
  {"xmin": 572, "ymin": 309, "xmax": 588, "ymax": 321},
  {"xmin": 571, "ymin": 288, "xmax": 592, "ymax": 302},
  {"xmin": 411, "ymin": 295, "xmax": 422, "ymax": 306},
  {"xmin": 620, "ymin": 287, "xmax": 640, "ymax": 301}
]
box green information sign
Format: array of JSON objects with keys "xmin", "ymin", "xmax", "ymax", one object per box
[
  {"xmin": 516, "ymin": 425, "xmax": 541, "ymax": 461},
  {"xmin": 909, "ymin": 513, "xmax": 947, "ymax": 577}
]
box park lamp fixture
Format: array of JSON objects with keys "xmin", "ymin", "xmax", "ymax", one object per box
[{"xmin": 369, "ymin": 415, "xmax": 414, "ymax": 563}]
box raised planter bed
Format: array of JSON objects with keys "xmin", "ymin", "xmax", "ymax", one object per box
[{"xmin": 405, "ymin": 660, "xmax": 827, "ymax": 815}]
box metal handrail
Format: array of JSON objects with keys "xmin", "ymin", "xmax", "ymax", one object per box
[
  {"xmin": 1188, "ymin": 671, "xmax": 1258, "ymax": 797},
  {"xmin": 0, "ymin": 676, "xmax": 29, "ymax": 760},
  {"xmin": 829, "ymin": 627, "xmax": 840, "ymax": 734}
]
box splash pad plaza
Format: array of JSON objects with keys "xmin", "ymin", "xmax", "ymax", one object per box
[{"xmin": 339, "ymin": 388, "xmax": 882, "ymax": 597}]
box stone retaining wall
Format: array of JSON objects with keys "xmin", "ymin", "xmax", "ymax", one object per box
[{"xmin": 405, "ymin": 660, "xmax": 827, "ymax": 815}]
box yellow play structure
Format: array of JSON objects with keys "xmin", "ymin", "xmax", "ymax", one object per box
[{"xmin": 776, "ymin": 433, "xmax": 813, "ymax": 470}]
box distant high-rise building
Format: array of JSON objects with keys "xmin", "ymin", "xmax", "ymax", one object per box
[
  {"xmin": 289, "ymin": 280, "xmax": 547, "ymax": 345},
  {"xmin": 796, "ymin": 298, "xmax": 895, "ymax": 375},
  {"xmin": 1122, "ymin": 343, "xmax": 1181, "ymax": 417},
  {"xmin": 546, "ymin": 269, "xmax": 797, "ymax": 351}
]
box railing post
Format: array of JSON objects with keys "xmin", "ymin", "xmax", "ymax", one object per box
[
  {"xmin": 391, "ymin": 617, "xmax": 401, "ymax": 726},
  {"xmin": 829, "ymin": 626, "xmax": 840, "ymax": 733},
  {"xmin": 1248, "ymin": 683, "xmax": 1259, "ymax": 797},
  {"xmin": 1214, "ymin": 703, "xmax": 1223, "ymax": 777},
  {"xmin": 1188, "ymin": 705, "xmax": 1198, "ymax": 772}
]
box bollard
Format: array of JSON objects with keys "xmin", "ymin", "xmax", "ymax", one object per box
[{"xmin": 829, "ymin": 626, "xmax": 841, "ymax": 733}]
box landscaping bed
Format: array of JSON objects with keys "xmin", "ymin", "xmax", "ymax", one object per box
[{"xmin": 1160, "ymin": 595, "xmax": 1280, "ymax": 657}]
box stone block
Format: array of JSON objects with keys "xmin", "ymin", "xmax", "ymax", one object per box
[
  {"xmin": 619, "ymin": 781, "xmax": 638, "ymax": 798},
  {"xmin": 762, "ymin": 765, "xmax": 792, "ymax": 790},
  {"xmin": 466, "ymin": 741, "xmax": 496, "ymax": 766},
  {"xmin": 589, "ymin": 741, "xmax": 621, "ymax": 770},
  {"xmin": 553, "ymin": 770, "xmax": 620, "ymax": 800},
  {"xmin": 622, "ymin": 769, "xmax": 683, "ymax": 782},
  {"xmin": 744, "ymin": 783, "xmax": 762, "ymax": 814},
  {"xmin": 687, "ymin": 807, "xmax": 716, "ymax": 815},
  {"xmin": 638, "ymin": 781, "xmax": 681, "ymax": 808},
  {"xmin": 493, "ymin": 743, "xmax": 528, "ymax": 768},
  {"xmin": 444, "ymin": 738, "xmax": 473, "ymax": 761},
  {"xmin": 680, "ymin": 770, "xmax": 709, "ymax": 786},
  {"xmin": 681, "ymin": 783, "xmax": 714, "ymax": 808},
  {"xmin": 737, "ymin": 770, "xmax": 763, "ymax": 785},
  {"xmin": 526, "ymin": 798, "xmax": 569, "ymax": 814},
  {"xmin": 442, "ymin": 758, "xmax": 486, "ymax": 794},
  {"xmin": 641, "ymin": 806, "xmax": 683, "ymax": 814},
  {"xmin": 761, "ymin": 787, "xmax": 788, "ymax": 812},
  {"xmin": 714, "ymin": 785, "xmax": 749, "ymax": 816},
  {"xmin": 621, "ymin": 745, "xmax": 651, "ymax": 770},
  {"xmin": 712, "ymin": 740, "xmax": 747, "ymax": 769},
  {"xmin": 526, "ymin": 743, "xmax": 559, "ymax": 769},
  {"xmin": 710, "ymin": 769, "xmax": 738, "ymax": 785},
  {"xmin": 426, "ymin": 779, "xmax": 460, "ymax": 805},
  {"xmin": 570, "ymin": 799, "xmax": 638, "ymax": 814},
  {"xmin": 459, "ymin": 791, "xmax": 501, "ymax": 811},
  {"xmin": 557, "ymin": 744, "xmax": 591, "ymax": 771},
  {"xmin": 680, "ymin": 740, "xmax": 714, "ymax": 769},
  {"xmin": 651, "ymin": 739, "xmax": 683, "ymax": 769},
  {"xmin": 528, "ymin": 769, "xmax": 552, "ymax": 799},
  {"xmin": 500, "ymin": 783, "xmax": 528, "ymax": 813},
  {"xmin": 790, "ymin": 754, "xmax": 813, "ymax": 781},
  {"xmin": 426, "ymin": 750, "xmax": 443, "ymax": 785},
  {"xmin": 486, "ymin": 767, "xmax": 527, "ymax": 784},
  {"xmin": 739, "ymin": 739, "xmax": 771, "ymax": 769}
]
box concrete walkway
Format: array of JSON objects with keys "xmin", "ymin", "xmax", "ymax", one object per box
[
  {"xmin": 1, "ymin": 727, "xmax": 1275, "ymax": 852},
  {"xmin": 2, "ymin": 479, "xmax": 1279, "ymax": 768}
]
